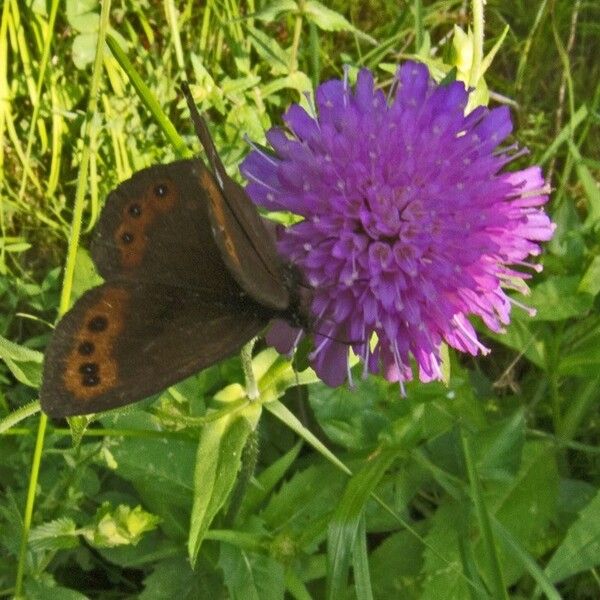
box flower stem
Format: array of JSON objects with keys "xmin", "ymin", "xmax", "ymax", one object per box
[
  {"xmin": 14, "ymin": 413, "xmax": 47, "ymax": 599},
  {"xmin": 224, "ymin": 429, "xmax": 260, "ymax": 525},
  {"xmin": 470, "ymin": 0, "xmax": 485, "ymax": 87},
  {"xmin": 414, "ymin": 0, "xmax": 423, "ymax": 52},
  {"xmin": 240, "ymin": 338, "xmax": 259, "ymax": 400},
  {"xmin": 290, "ymin": 1, "xmax": 304, "ymax": 73},
  {"xmin": 15, "ymin": 0, "xmax": 112, "ymax": 595}
]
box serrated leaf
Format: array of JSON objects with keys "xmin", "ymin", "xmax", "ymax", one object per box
[
  {"xmin": 370, "ymin": 529, "xmax": 425, "ymax": 599},
  {"xmin": 303, "ymin": 1, "xmax": 376, "ymax": 44},
  {"xmin": 474, "ymin": 410, "xmax": 525, "ymax": 482},
  {"xmin": 544, "ymin": 488, "xmax": 600, "ymax": 584},
  {"xmin": 107, "ymin": 415, "xmax": 196, "ymax": 538},
  {"xmin": 219, "ymin": 543, "xmax": 285, "ymax": 600},
  {"xmin": 0, "ymin": 334, "xmax": 43, "ymax": 388},
  {"xmin": 29, "ymin": 518, "xmax": 79, "ymax": 552},
  {"xmin": 529, "ymin": 276, "xmax": 593, "ymax": 321},
  {"xmin": 253, "ymin": 0, "xmax": 298, "ymax": 22},
  {"xmin": 24, "ymin": 579, "xmax": 89, "ymax": 600},
  {"xmin": 188, "ymin": 405, "xmax": 260, "ymax": 565},
  {"xmin": 246, "ymin": 25, "xmax": 290, "ymax": 72},
  {"xmin": 578, "ymin": 255, "xmax": 600, "ymax": 296},
  {"xmin": 140, "ymin": 556, "xmax": 218, "ymax": 599}
]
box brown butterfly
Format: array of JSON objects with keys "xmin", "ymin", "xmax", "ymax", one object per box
[{"xmin": 40, "ymin": 85, "xmax": 308, "ymax": 418}]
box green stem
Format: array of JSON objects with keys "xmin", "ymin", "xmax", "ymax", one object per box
[
  {"xmin": 224, "ymin": 429, "xmax": 260, "ymax": 525},
  {"xmin": 14, "ymin": 414, "xmax": 47, "ymax": 598},
  {"xmin": 290, "ymin": 2, "xmax": 304, "ymax": 73},
  {"xmin": 240, "ymin": 338, "xmax": 259, "ymax": 399},
  {"xmin": 17, "ymin": 0, "xmax": 60, "ymax": 204},
  {"xmin": 15, "ymin": 0, "xmax": 113, "ymax": 594},
  {"xmin": 414, "ymin": 0, "xmax": 423, "ymax": 52},
  {"xmin": 461, "ymin": 429, "xmax": 508, "ymax": 600},
  {"xmin": 106, "ymin": 34, "xmax": 189, "ymax": 158},
  {"xmin": 0, "ymin": 400, "xmax": 40, "ymax": 434},
  {"xmin": 469, "ymin": 0, "xmax": 485, "ymax": 87}
]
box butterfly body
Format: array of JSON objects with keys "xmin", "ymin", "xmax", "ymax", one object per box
[{"xmin": 41, "ymin": 145, "xmax": 307, "ymax": 417}]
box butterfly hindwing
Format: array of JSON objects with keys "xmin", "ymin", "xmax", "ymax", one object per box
[{"xmin": 41, "ymin": 282, "xmax": 268, "ymax": 417}]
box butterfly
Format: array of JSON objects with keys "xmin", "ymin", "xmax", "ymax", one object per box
[{"xmin": 40, "ymin": 84, "xmax": 308, "ymax": 418}]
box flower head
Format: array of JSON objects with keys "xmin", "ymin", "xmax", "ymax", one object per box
[{"xmin": 241, "ymin": 62, "xmax": 555, "ymax": 388}]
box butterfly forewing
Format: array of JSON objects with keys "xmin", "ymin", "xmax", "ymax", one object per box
[
  {"xmin": 91, "ymin": 160, "xmax": 237, "ymax": 296},
  {"xmin": 197, "ymin": 156, "xmax": 290, "ymax": 311},
  {"xmin": 185, "ymin": 100, "xmax": 290, "ymax": 311}
]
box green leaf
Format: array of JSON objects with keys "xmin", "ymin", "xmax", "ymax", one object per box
[
  {"xmin": 66, "ymin": 0, "xmax": 99, "ymax": 33},
  {"xmin": 71, "ymin": 247, "xmax": 102, "ymax": 302},
  {"xmin": 242, "ymin": 441, "xmax": 302, "ymax": 517},
  {"xmin": 245, "ymin": 25, "xmax": 290, "ymax": 72},
  {"xmin": 0, "ymin": 334, "xmax": 43, "ymax": 388},
  {"xmin": 528, "ymin": 276, "xmax": 593, "ymax": 321},
  {"xmin": 491, "ymin": 518, "xmax": 561, "ymax": 600},
  {"xmin": 462, "ymin": 432, "xmax": 509, "ymax": 600},
  {"xmin": 578, "ymin": 255, "xmax": 600, "ymax": 296},
  {"xmin": 484, "ymin": 311, "xmax": 545, "ymax": 369},
  {"xmin": 140, "ymin": 556, "xmax": 219, "ymax": 599},
  {"xmin": 421, "ymin": 502, "xmax": 473, "ymax": 600},
  {"xmin": 253, "ymin": 0, "xmax": 298, "ymax": 22},
  {"xmin": 72, "ymin": 32, "xmax": 98, "ymax": 69},
  {"xmin": 24, "ymin": 579, "xmax": 89, "ymax": 600},
  {"xmin": 544, "ymin": 488, "xmax": 600, "ymax": 584},
  {"xmin": 261, "ymin": 463, "xmax": 346, "ymax": 543},
  {"xmin": 29, "ymin": 518, "xmax": 79, "ymax": 552},
  {"xmin": 107, "ymin": 415, "xmax": 196, "ymax": 538},
  {"xmin": 260, "ymin": 72, "xmax": 314, "ymax": 101},
  {"xmin": 188, "ymin": 403, "xmax": 261, "ymax": 565},
  {"xmin": 558, "ymin": 320, "xmax": 600, "ymax": 376},
  {"xmin": 266, "ymin": 399, "xmax": 351, "ymax": 475},
  {"xmin": 370, "ymin": 529, "xmax": 425, "ymax": 599},
  {"xmin": 327, "ymin": 445, "xmax": 408, "ymax": 599},
  {"xmin": 473, "ymin": 410, "xmax": 525, "ymax": 482},
  {"xmin": 308, "ymin": 377, "xmax": 402, "ymax": 451},
  {"xmin": 568, "ymin": 140, "xmax": 600, "ymax": 226},
  {"xmin": 219, "ymin": 543, "xmax": 285, "ymax": 600},
  {"xmin": 491, "ymin": 441, "xmax": 559, "ymax": 581},
  {"xmin": 302, "ymin": 1, "xmax": 377, "ymax": 45},
  {"xmin": 351, "ymin": 515, "xmax": 373, "ymax": 600}
]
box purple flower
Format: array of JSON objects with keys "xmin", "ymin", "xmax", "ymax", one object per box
[{"xmin": 241, "ymin": 62, "xmax": 555, "ymax": 389}]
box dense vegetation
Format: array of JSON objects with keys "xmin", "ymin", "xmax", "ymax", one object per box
[{"xmin": 1, "ymin": 1, "xmax": 599, "ymax": 598}]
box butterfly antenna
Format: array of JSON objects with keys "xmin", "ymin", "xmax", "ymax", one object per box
[
  {"xmin": 312, "ymin": 327, "xmax": 366, "ymax": 347},
  {"xmin": 181, "ymin": 81, "xmax": 227, "ymax": 184}
]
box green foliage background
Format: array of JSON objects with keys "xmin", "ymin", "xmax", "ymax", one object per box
[{"xmin": 1, "ymin": 0, "xmax": 599, "ymax": 598}]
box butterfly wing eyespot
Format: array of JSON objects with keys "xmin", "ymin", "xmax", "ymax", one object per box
[
  {"xmin": 40, "ymin": 284, "xmax": 133, "ymax": 417},
  {"xmin": 113, "ymin": 178, "xmax": 179, "ymax": 270},
  {"xmin": 62, "ymin": 286, "xmax": 129, "ymax": 401},
  {"xmin": 128, "ymin": 204, "xmax": 142, "ymax": 217}
]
